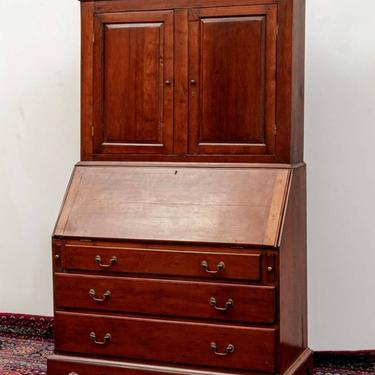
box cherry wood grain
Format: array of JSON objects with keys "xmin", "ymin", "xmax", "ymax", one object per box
[
  {"xmin": 48, "ymin": 354, "xmax": 279, "ymax": 375},
  {"xmin": 188, "ymin": 5, "xmax": 277, "ymax": 156},
  {"xmin": 81, "ymin": 1, "xmax": 95, "ymax": 160},
  {"xmin": 93, "ymin": 11, "xmax": 174, "ymax": 155},
  {"xmin": 48, "ymin": 353, "xmax": 313, "ymax": 375},
  {"xmin": 103, "ymin": 23, "xmax": 163, "ymax": 142},
  {"xmin": 60, "ymin": 244, "xmax": 263, "ymax": 281},
  {"xmin": 283, "ymin": 349, "xmax": 313, "ymax": 375},
  {"xmin": 49, "ymin": 1, "xmax": 309, "ymax": 374},
  {"xmin": 54, "ymin": 312, "xmax": 276, "ymax": 372},
  {"xmin": 79, "ymin": 0, "xmax": 306, "ymax": 163},
  {"xmin": 54, "ymin": 164, "xmax": 290, "ymax": 246},
  {"xmin": 278, "ymin": 165, "xmax": 308, "ymax": 373},
  {"xmin": 54, "ymin": 273, "xmax": 276, "ymax": 323},
  {"xmin": 173, "ymin": 9, "xmax": 189, "ymax": 155}
]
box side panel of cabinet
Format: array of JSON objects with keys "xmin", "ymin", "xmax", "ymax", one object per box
[
  {"xmin": 188, "ymin": 5, "xmax": 277, "ymax": 156},
  {"xmin": 93, "ymin": 11, "xmax": 174, "ymax": 155}
]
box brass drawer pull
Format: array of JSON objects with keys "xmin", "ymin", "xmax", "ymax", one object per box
[
  {"xmin": 201, "ymin": 260, "xmax": 225, "ymax": 274},
  {"xmin": 89, "ymin": 289, "xmax": 111, "ymax": 302},
  {"xmin": 95, "ymin": 255, "xmax": 118, "ymax": 268},
  {"xmin": 210, "ymin": 342, "xmax": 235, "ymax": 356},
  {"xmin": 90, "ymin": 332, "xmax": 111, "ymax": 345},
  {"xmin": 210, "ymin": 297, "xmax": 234, "ymax": 311}
]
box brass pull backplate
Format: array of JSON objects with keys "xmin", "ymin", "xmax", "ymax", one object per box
[
  {"xmin": 210, "ymin": 342, "xmax": 235, "ymax": 356},
  {"xmin": 90, "ymin": 332, "xmax": 111, "ymax": 345},
  {"xmin": 89, "ymin": 289, "xmax": 111, "ymax": 302},
  {"xmin": 210, "ymin": 297, "xmax": 234, "ymax": 312},
  {"xmin": 201, "ymin": 260, "xmax": 225, "ymax": 274},
  {"xmin": 95, "ymin": 255, "xmax": 118, "ymax": 268}
]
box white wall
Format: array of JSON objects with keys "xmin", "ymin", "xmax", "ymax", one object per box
[
  {"xmin": 0, "ymin": 1, "xmax": 80, "ymax": 315},
  {"xmin": 305, "ymin": 0, "xmax": 375, "ymax": 350},
  {"xmin": 0, "ymin": 0, "xmax": 375, "ymax": 351}
]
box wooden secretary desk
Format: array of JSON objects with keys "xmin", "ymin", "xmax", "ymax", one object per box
[{"xmin": 48, "ymin": 0, "xmax": 311, "ymax": 374}]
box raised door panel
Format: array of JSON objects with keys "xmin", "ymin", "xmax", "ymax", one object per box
[
  {"xmin": 189, "ymin": 5, "xmax": 277, "ymax": 155},
  {"xmin": 93, "ymin": 11, "xmax": 174, "ymax": 155}
]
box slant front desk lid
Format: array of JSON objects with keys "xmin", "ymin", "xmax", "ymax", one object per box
[{"xmin": 54, "ymin": 163, "xmax": 291, "ymax": 247}]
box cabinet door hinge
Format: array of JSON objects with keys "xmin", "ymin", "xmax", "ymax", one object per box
[
  {"xmin": 92, "ymin": 33, "xmax": 95, "ymax": 44},
  {"xmin": 91, "ymin": 125, "xmax": 95, "ymax": 137},
  {"xmin": 274, "ymin": 124, "xmax": 277, "ymax": 136},
  {"xmin": 275, "ymin": 25, "xmax": 279, "ymax": 37}
]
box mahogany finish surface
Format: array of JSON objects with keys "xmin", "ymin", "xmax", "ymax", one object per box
[
  {"xmin": 188, "ymin": 5, "xmax": 277, "ymax": 156},
  {"xmin": 49, "ymin": 0, "xmax": 309, "ymax": 373},
  {"xmin": 50, "ymin": 165, "xmax": 311, "ymax": 374},
  {"xmin": 93, "ymin": 11, "xmax": 174, "ymax": 155},
  {"xmin": 54, "ymin": 273, "xmax": 276, "ymax": 323},
  {"xmin": 54, "ymin": 311, "xmax": 276, "ymax": 372},
  {"xmin": 61, "ymin": 244, "xmax": 263, "ymax": 281},
  {"xmin": 54, "ymin": 164, "xmax": 290, "ymax": 246},
  {"xmin": 80, "ymin": 0, "xmax": 305, "ymax": 163},
  {"xmin": 48, "ymin": 354, "xmax": 282, "ymax": 375}
]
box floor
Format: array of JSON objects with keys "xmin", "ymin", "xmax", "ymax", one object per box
[{"xmin": 1, "ymin": 314, "xmax": 375, "ymax": 374}]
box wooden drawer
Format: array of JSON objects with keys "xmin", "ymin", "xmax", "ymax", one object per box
[
  {"xmin": 47, "ymin": 355, "xmax": 270, "ymax": 375},
  {"xmin": 47, "ymin": 358, "xmax": 167, "ymax": 375},
  {"xmin": 47, "ymin": 359, "xmax": 148, "ymax": 375},
  {"xmin": 61, "ymin": 244, "xmax": 262, "ymax": 281},
  {"xmin": 54, "ymin": 274, "xmax": 276, "ymax": 324},
  {"xmin": 55, "ymin": 312, "xmax": 276, "ymax": 373}
]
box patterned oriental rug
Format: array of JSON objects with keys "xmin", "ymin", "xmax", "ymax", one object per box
[
  {"xmin": 0, "ymin": 313, "xmax": 374, "ymax": 374},
  {"xmin": 0, "ymin": 314, "xmax": 53, "ymax": 375}
]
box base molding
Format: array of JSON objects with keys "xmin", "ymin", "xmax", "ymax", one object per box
[
  {"xmin": 47, "ymin": 350, "xmax": 314, "ymax": 375},
  {"xmin": 283, "ymin": 349, "xmax": 313, "ymax": 375}
]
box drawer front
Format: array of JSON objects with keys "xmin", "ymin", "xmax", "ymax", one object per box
[
  {"xmin": 47, "ymin": 359, "xmax": 150, "ymax": 375},
  {"xmin": 54, "ymin": 274, "xmax": 276, "ymax": 324},
  {"xmin": 62, "ymin": 245, "xmax": 262, "ymax": 281},
  {"xmin": 55, "ymin": 312, "xmax": 276, "ymax": 372},
  {"xmin": 47, "ymin": 356, "xmax": 269, "ymax": 375}
]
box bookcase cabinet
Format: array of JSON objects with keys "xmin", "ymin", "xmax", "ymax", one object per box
[{"xmin": 48, "ymin": 1, "xmax": 310, "ymax": 374}]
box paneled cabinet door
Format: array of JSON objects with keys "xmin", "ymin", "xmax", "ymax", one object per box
[
  {"xmin": 188, "ymin": 5, "xmax": 277, "ymax": 155},
  {"xmin": 93, "ymin": 11, "xmax": 174, "ymax": 155}
]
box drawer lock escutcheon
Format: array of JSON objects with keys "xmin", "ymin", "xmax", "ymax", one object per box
[
  {"xmin": 210, "ymin": 342, "xmax": 235, "ymax": 356},
  {"xmin": 89, "ymin": 332, "xmax": 112, "ymax": 346},
  {"xmin": 95, "ymin": 255, "xmax": 118, "ymax": 268},
  {"xmin": 209, "ymin": 297, "xmax": 234, "ymax": 312},
  {"xmin": 89, "ymin": 289, "xmax": 111, "ymax": 302},
  {"xmin": 201, "ymin": 260, "xmax": 225, "ymax": 274}
]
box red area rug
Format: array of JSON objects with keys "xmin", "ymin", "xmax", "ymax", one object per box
[
  {"xmin": 314, "ymin": 352, "xmax": 375, "ymax": 374},
  {"xmin": 0, "ymin": 314, "xmax": 53, "ymax": 375},
  {"xmin": 1, "ymin": 313, "xmax": 375, "ymax": 374}
]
